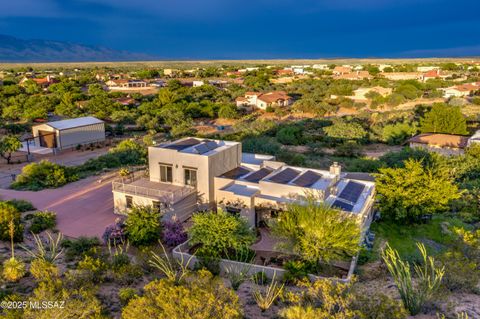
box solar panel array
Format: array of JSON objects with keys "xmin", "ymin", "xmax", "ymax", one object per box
[
  {"xmin": 193, "ymin": 141, "xmax": 219, "ymax": 154},
  {"xmin": 164, "ymin": 138, "xmax": 200, "ymax": 150},
  {"xmin": 332, "ymin": 200, "xmax": 354, "ymax": 212},
  {"xmin": 338, "ymin": 181, "xmax": 365, "ymax": 203},
  {"xmin": 243, "ymin": 167, "xmax": 273, "ymax": 183},
  {"xmin": 268, "ymin": 168, "xmax": 300, "ymax": 184},
  {"xmin": 222, "ymin": 167, "xmax": 251, "ymax": 179},
  {"xmin": 292, "ymin": 170, "xmax": 322, "ymax": 187}
]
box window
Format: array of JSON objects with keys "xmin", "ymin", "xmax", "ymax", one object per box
[
  {"xmin": 160, "ymin": 164, "xmax": 173, "ymax": 183},
  {"xmin": 184, "ymin": 168, "xmax": 197, "ymax": 187},
  {"xmin": 152, "ymin": 200, "xmax": 163, "ymax": 212},
  {"xmin": 125, "ymin": 195, "xmax": 133, "ymax": 208}
]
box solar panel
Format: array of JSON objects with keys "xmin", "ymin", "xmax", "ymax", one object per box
[
  {"xmin": 268, "ymin": 168, "xmax": 300, "ymax": 184},
  {"xmin": 243, "ymin": 168, "xmax": 273, "ymax": 183},
  {"xmin": 205, "ymin": 141, "xmax": 219, "ymax": 151},
  {"xmin": 164, "ymin": 138, "xmax": 200, "ymax": 150},
  {"xmin": 332, "ymin": 200, "xmax": 354, "ymax": 212},
  {"xmin": 222, "ymin": 167, "xmax": 251, "ymax": 179},
  {"xmin": 338, "ymin": 181, "xmax": 365, "ymax": 203},
  {"xmin": 194, "ymin": 143, "xmax": 210, "ymax": 154},
  {"xmin": 292, "ymin": 170, "xmax": 321, "ymax": 187}
]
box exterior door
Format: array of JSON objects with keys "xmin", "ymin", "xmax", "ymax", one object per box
[{"xmin": 38, "ymin": 131, "xmax": 56, "ymax": 148}]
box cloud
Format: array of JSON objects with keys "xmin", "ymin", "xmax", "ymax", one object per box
[{"xmin": 0, "ymin": 0, "xmax": 61, "ymax": 17}]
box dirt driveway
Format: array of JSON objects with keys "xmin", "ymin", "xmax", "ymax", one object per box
[{"xmin": 0, "ymin": 175, "xmax": 118, "ymax": 239}]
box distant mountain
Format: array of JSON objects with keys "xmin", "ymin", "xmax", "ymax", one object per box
[{"xmin": 0, "ymin": 34, "xmax": 156, "ymax": 62}]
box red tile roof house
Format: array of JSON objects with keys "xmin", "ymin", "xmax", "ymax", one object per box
[
  {"xmin": 20, "ymin": 75, "xmax": 58, "ymax": 89},
  {"xmin": 421, "ymin": 69, "xmax": 450, "ymax": 82},
  {"xmin": 235, "ymin": 91, "xmax": 293, "ymax": 110},
  {"xmin": 408, "ymin": 133, "xmax": 470, "ymax": 156}
]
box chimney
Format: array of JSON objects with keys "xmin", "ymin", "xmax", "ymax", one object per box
[{"xmin": 330, "ymin": 162, "xmax": 341, "ymax": 177}]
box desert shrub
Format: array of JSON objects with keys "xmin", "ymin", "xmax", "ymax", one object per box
[
  {"xmin": 241, "ymin": 136, "xmax": 281, "ymax": 155},
  {"xmin": 0, "ymin": 202, "xmax": 23, "ymax": 242},
  {"xmin": 102, "ymin": 219, "xmax": 126, "ymax": 244},
  {"xmin": 189, "ymin": 210, "xmax": 256, "ymax": 258},
  {"xmin": 277, "ymin": 151, "xmax": 306, "ymax": 166},
  {"xmin": 276, "ymin": 125, "xmax": 304, "ymax": 145},
  {"xmin": 29, "ymin": 258, "xmax": 59, "ymax": 281},
  {"xmin": 252, "ymin": 271, "xmax": 269, "ymax": 285},
  {"xmin": 283, "ymin": 260, "xmax": 312, "ymax": 283},
  {"xmin": 3, "ymin": 257, "xmax": 25, "ymax": 282},
  {"xmin": 382, "ymin": 243, "xmax": 444, "ymax": 315},
  {"xmin": 253, "ymin": 274, "xmax": 284, "ymax": 312},
  {"xmin": 162, "ymin": 220, "xmax": 187, "ymax": 247},
  {"xmin": 195, "ymin": 257, "xmax": 221, "ymax": 276},
  {"xmin": 61, "ymin": 237, "xmax": 100, "ymax": 261},
  {"xmin": 77, "ymin": 255, "xmax": 107, "ymax": 283},
  {"xmin": 118, "ymin": 288, "xmax": 137, "ymax": 306},
  {"xmin": 438, "ymin": 250, "xmax": 480, "ymax": 293},
  {"xmin": 351, "ymin": 293, "xmax": 408, "ymax": 319},
  {"xmin": 122, "ymin": 269, "xmax": 242, "ymax": 319},
  {"xmin": 111, "ymin": 263, "xmax": 144, "ymax": 285},
  {"xmin": 5, "ymin": 199, "xmax": 36, "ymax": 212},
  {"xmin": 125, "ymin": 205, "xmax": 161, "ymax": 246},
  {"xmin": 11, "ymin": 160, "xmax": 78, "ymax": 191},
  {"xmin": 29, "ymin": 211, "xmax": 56, "ymax": 233},
  {"xmin": 333, "ymin": 141, "xmax": 363, "ymax": 157}
]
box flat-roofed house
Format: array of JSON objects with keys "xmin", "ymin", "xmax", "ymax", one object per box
[
  {"xmin": 443, "ymin": 83, "xmax": 480, "ymax": 98},
  {"xmin": 32, "ymin": 116, "xmax": 105, "ymax": 150},
  {"xmin": 112, "ymin": 137, "xmax": 376, "ymax": 230}
]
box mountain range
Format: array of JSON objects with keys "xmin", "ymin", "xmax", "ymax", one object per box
[{"xmin": 0, "ymin": 34, "xmax": 156, "ymax": 62}]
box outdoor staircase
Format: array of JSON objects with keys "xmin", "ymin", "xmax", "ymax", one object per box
[{"xmin": 163, "ymin": 191, "xmax": 198, "ymax": 222}]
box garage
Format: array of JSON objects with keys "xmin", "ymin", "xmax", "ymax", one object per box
[{"xmin": 32, "ymin": 116, "xmax": 106, "ymax": 150}]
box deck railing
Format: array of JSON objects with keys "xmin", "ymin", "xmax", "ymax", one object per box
[{"xmin": 112, "ymin": 171, "xmax": 195, "ymax": 203}]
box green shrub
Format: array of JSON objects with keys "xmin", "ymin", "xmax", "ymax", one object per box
[
  {"xmin": 189, "ymin": 210, "xmax": 256, "ymax": 258},
  {"xmin": 5, "ymin": 199, "xmax": 36, "ymax": 212},
  {"xmin": 125, "ymin": 205, "xmax": 161, "ymax": 246},
  {"xmin": 2, "ymin": 257, "xmax": 26, "ymax": 282},
  {"xmin": 0, "ymin": 202, "xmax": 23, "ymax": 242},
  {"xmin": 252, "ymin": 271, "xmax": 269, "ymax": 285},
  {"xmin": 77, "ymin": 255, "xmax": 107, "ymax": 283},
  {"xmin": 276, "ymin": 126, "xmax": 303, "ymax": 145},
  {"xmin": 352, "ymin": 293, "xmax": 408, "ymax": 319},
  {"xmin": 194, "ymin": 257, "xmax": 221, "ymax": 276},
  {"xmin": 11, "ymin": 160, "xmax": 78, "ymax": 191},
  {"xmin": 29, "ymin": 211, "xmax": 56, "ymax": 233},
  {"xmin": 61, "ymin": 237, "xmax": 101, "ymax": 261},
  {"xmin": 283, "ymin": 260, "xmax": 312, "ymax": 283},
  {"xmin": 118, "ymin": 288, "xmax": 137, "ymax": 306},
  {"xmin": 29, "ymin": 258, "xmax": 59, "ymax": 281},
  {"xmin": 439, "ymin": 250, "xmax": 480, "ymax": 293}
]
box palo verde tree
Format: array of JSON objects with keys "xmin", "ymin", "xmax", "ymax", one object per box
[
  {"xmin": 270, "ymin": 199, "xmax": 361, "ymax": 264},
  {"xmin": 375, "ymin": 159, "xmax": 461, "ymax": 223},
  {"xmin": 0, "ymin": 135, "xmax": 21, "ymax": 164},
  {"xmin": 420, "ymin": 103, "xmax": 468, "ymax": 135}
]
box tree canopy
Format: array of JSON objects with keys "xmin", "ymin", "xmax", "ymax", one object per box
[{"xmin": 420, "ymin": 103, "xmax": 468, "ymax": 135}]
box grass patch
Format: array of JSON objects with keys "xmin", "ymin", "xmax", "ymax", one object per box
[{"xmin": 368, "ymin": 215, "xmax": 471, "ymax": 263}]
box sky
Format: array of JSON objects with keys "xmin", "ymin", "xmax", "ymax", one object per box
[{"xmin": 1, "ymin": 0, "xmax": 480, "ymax": 59}]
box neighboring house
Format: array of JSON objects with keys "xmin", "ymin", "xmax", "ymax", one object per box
[
  {"xmin": 275, "ymin": 69, "xmax": 294, "ymax": 76},
  {"xmin": 106, "ymin": 79, "xmax": 148, "ymax": 89},
  {"xmin": 32, "ymin": 116, "xmax": 105, "ymax": 150},
  {"xmin": 334, "ymin": 71, "xmax": 372, "ymax": 80},
  {"xmin": 339, "ymin": 86, "xmax": 392, "ymax": 102},
  {"xmin": 421, "ymin": 69, "xmax": 450, "ymax": 82},
  {"xmin": 442, "ymin": 83, "xmax": 480, "ymax": 98},
  {"xmin": 332, "ymin": 66, "xmax": 352, "ymax": 75},
  {"xmin": 193, "ymin": 80, "xmax": 205, "ymax": 87},
  {"xmin": 312, "ymin": 64, "xmax": 329, "ymax": 70},
  {"xmin": 235, "ymin": 91, "xmax": 293, "ymax": 110},
  {"xmin": 20, "ymin": 75, "xmax": 58, "ymax": 89},
  {"xmin": 381, "ymin": 72, "xmax": 422, "ymax": 80},
  {"xmin": 408, "ymin": 133, "xmax": 470, "ymax": 156},
  {"xmin": 417, "ymin": 66, "xmax": 439, "ymax": 72},
  {"xmin": 113, "ymin": 97, "xmax": 139, "ymax": 106},
  {"xmin": 112, "ymin": 137, "xmax": 376, "ymax": 229},
  {"xmin": 163, "ymin": 69, "xmax": 179, "ymax": 77}
]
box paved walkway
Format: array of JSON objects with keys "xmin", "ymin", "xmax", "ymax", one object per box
[{"xmin": 0, "ymin": 176, "xmax": 117, "ymax": 239}]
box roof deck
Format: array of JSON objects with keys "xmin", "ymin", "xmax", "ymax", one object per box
[{"xmin": 157, "ymin": 137, "xmax": 240, "ymax": 156}]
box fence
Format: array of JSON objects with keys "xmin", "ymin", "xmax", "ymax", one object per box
[{"xmin": 172, "ymin": 240, "xmax": 356, "ymax": 283}]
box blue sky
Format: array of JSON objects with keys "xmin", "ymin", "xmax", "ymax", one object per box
[{"xmin": 1, "ymin": 0, "xmax": 479, "ymax": 59}]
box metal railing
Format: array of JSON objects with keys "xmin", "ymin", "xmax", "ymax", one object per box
[{"xmin": 112, "ymin": 171, "xmax": 195, "ymax": 203}]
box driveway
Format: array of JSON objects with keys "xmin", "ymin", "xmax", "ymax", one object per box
[{"xmin": 0, "ymin": 176, "xmax": 118, "ymax": 239}]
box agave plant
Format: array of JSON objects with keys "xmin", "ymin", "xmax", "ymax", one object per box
[
  {"xmin": 148, "ymin": 241, "xmax": 194, "ymax": 284},
  {"xmin": 21, "ymin": 231, "xmax": 63, "ymax": 263},
  {"xmin": 252, "ymin": 272, "xmax": 285, "ymax": 312}
]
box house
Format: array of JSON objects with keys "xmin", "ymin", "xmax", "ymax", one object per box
[
  {"xmin": 275, "ymin": 69, "xmax": 294, "ymax": 76},
  {"xmin": 112, "ymin": 137, "xmax": 376, "ymax": 229},
  {"xmin": 332, "ymin": 66, "xmax": 352, "ymax": 75},
  {"xmin": 32, "ymin": 116, "xmax": 105, "ymax": 150},
  {"xmin": 334, "ymin": 71, "xmax": 372, "ymax": 80},
  {"xmin": 408, "ymin": 133, "xmax": 468, "ymax": 156},
  {"xmin": 20, "ymin": 75, "xmax": 58, "ymax": 89},
  {"xmin": 106, "ymin": 79, "xmax": 148, "ymax": 89},
  {"xmin": 442, "ymin": 83, "xmax": 480, "ymax": 98},
  {"xmin": 193, "ymin": 80, "xmax": 205, "ymax": 87},
  {"xmin": 312, "ymin": 64, "xmax": 329, "ymax": 70},
  {"xmin": 235, "ymin": 91, "xmax": 293, "ymax": 110},
  {"xmin": 417, "ymin": 66, "xmax": 439, "ymax": 72},
  {"xmin": 421, "ymin": 69, "xmax": 450, "ymax": 82},
  {"xmin": 381, "ymin": 72, "xmax": 422, "ymax": 81}
]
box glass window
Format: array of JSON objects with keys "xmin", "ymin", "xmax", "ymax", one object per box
[
  {"xmin": 160, "ymin": 164, "xmax": 173, "ymax": 183},
  {"xmin": 125, "ymin": 195, "xmax": 133, "ymax": 208},
  {"xmin": 184, "ymin": 168, "xmax": 197, "ymax": 187}
]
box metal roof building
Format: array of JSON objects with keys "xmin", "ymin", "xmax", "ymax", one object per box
[{"xmin": 32, "ymin": 116, "xmax": 105, "ymax": 150}]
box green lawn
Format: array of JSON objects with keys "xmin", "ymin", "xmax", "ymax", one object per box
[{"xmin": 368, "ymin": 215, "xmax": 472, "ymax": 262}]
